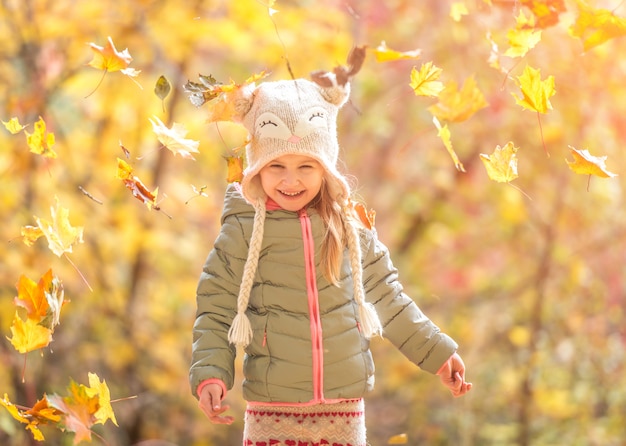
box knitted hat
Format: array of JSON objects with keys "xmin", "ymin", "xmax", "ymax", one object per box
[{"xmin": 227, "ymin": 75, "xmax": 382, "ymax": 348}]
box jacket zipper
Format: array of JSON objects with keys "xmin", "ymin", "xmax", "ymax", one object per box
[{"xmin": 298, "ymin": 208, "xmax": 324, "ymax": 403}]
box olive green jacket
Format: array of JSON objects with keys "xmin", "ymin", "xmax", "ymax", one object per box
[{"xmin": 190, "ymin": 184, "xmax": 458, "ymax": 403}]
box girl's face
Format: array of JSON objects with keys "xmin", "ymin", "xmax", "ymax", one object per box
[{"xmin": 258, "ymin": 154, "xmax": 325, "ymax": 211}]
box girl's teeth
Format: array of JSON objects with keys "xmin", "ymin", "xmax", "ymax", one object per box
[{"xmin": 281, "ymin": 191, "xmax": 301, "ymax": 196}]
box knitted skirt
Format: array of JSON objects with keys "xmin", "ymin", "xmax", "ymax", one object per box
[{"xmin": 243, "ymin": 399, "xmax": 366, "ymax": 446}]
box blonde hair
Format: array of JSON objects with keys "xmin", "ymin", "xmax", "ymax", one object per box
[{"xmin": 311, "ymin": 180, "xmax": 346, "ymax": 285}]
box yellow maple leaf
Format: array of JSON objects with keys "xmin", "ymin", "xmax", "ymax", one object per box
[
  {"xmin": 25, "ymin": 117, "xmax": 57, "ymax": 158},
  {"xmin": 512, "ymin": 65, "xmax": 555, "ymax": 113},
  {"xmin": 505, "ymin": 27, "xmax": 542, "ymax": 58},
  {"xmin": 428, "ymin": 76, "xmax": 488, "ymax": 122},
  {"xmin": 21, "ymin": 225, "xmax": 44, "ymax": 246},
  {"xmin": 570, "ymin": 0, "xmax": 626, "ymax": 51},
  {"xmin": 3, "ymin": 117, "xmax": 26, "ymax": 134},
  {"xmin": 450, "ymin": 2, "xmax": 468, "ymax": 22},
  {"xmin": 409, "ymin": 62, "xmax": 444, "ymax": 97},
  {"xmin": 87, "ymin": 373, "xmax": 118, "ymax": 426},
  {"xmin": 374, "ymin": 41, "xmax": 422, "ymax": 62},
  {"xmin": 480, "ymin": 142, "xmax": 519, "ymax": 183},
  {"xmin": 34, "ymin": 197, "xmax": 84, "ymax": 257},
  {"xmin": 8, "ymin": 314, "xmax": 53, "ymax": 354},
  {"xmin": 566, "ymin": 146, "xmax": 617, "ymax": 178},
  {"xmin": 433, "ymin": 117, "xmax": 466, "ymax": 172},
  {"xmin": 149, "ymin": 116, "xmax": 200, "ymax": 160}
]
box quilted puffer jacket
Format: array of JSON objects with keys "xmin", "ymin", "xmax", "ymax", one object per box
[{"xmin": 190, "ymin": 184, "xmax": 458, "ymax": 403}]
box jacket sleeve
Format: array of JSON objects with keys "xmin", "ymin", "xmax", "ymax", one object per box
[
  {"xmin": 360, "ymin": 229, "xmax": 458, "ymax": 374},
  {"xmin": 189, "ymin": 214, "xmax": 248, "ymax": 398}
]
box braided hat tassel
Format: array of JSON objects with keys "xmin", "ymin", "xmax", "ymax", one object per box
[
  {"xmin": 228, "ymin": 199, "xmax": 267, "ymax": 347},
  {"xmin": 344, "ymin": 212, "xmax": 383, "ymax": 339}
]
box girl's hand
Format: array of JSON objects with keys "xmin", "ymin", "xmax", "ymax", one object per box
[
  {"xmin": 437, "ymin": 352, "xmax": 473, "ymax": 397},
  {"xmin": 198, "ymin": 383, "xmax": 235, "ymax": 424}
]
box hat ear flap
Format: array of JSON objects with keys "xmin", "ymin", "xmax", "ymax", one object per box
[{"xmin": 232, "ymin": 83, "xmax": 257, "ymax": 123}]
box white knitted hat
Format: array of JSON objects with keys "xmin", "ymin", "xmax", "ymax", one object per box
[{"xmin": 226, "ymin": 75, "xmax": 382, "ymax": 348}]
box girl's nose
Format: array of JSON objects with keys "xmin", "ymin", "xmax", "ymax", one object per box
[{"xmin": 282, "ymin": 169, "xmax": 299, "ymax": 185}]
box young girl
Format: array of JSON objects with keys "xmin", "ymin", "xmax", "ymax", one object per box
[{"xmin": 190, "ymin": 75, "xmax": 471, "ymax": 446}]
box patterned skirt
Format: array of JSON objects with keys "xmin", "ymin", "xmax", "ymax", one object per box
[{"xmin": 243, "ymin": 399, "xmax": 366, "ymax": 446}]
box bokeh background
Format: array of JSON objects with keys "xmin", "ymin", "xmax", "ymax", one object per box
[{"xmin": 1, "ymin": 0, "xmax": 625, "ymax": 445}]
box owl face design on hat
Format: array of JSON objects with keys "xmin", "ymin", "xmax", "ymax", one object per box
[{"xmin": 235, "ymin": 78, "xmax": 351, "ymax": 206}]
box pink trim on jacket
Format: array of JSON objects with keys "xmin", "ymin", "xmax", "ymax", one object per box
[
  {"xmin": 196, "ymin": 378, "xmax": 228, "ymax": 400},
  {"xmin": 298, "ymin": 208, "xmax": 325, "ymax": 403}
]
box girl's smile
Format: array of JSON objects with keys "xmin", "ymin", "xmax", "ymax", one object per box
[{"xmin": 259, "ymin": 154, "xmax": 325, "ymax": 211}]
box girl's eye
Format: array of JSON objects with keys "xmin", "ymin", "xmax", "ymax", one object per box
[{"xmin": 260, "ymin": 120, "xmax": 278, "ymax": 128}]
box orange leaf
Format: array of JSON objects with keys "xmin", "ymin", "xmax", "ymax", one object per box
[
  {"xmin": 566, "ymin": 146, "xmax": 617, "ymax": 178},
  {"xmin": 116, "ymin": 158, "xmax": 160, "ymax": 210},
  {"xmin": 1, "ymin": 394, "xmax": 48, "ymax": 441},
  {"xmin": 373, "ymin": 41, "xmax": 422, "ymax": 62},
  {"xmin": 521, "ymin": 0, "xmax": 566, "ymax": 28},
  {"xmin": 353, "ymin": 202, "xmax": 376, "ymax": 230},
  {"xmin": 428, "ymin": 76, "xmax": 488, "ymax": 122},
  {"xmin": 88, "ymin": 36, "xmax": 134, "ymax": 73},
  {"xmin": 48, "ymin": 380, "xmax": 100, "ymax": 445},
  {"xmin": 225, "ymin": 156, "xmax": 244, "ymax": 183}
]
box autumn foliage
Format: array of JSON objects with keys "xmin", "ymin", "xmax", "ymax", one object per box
[{"xmin": 2, "ymin": 0, "xmax": 626, "ymax": 445}]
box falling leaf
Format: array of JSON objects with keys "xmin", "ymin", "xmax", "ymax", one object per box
[
  {"xmin": 25, "ymin": 117, "xmax": 57, "ymax": 158},
  {"xmin": 349, "ymin": 200, "xmax": 376, "ymax": 230},
  {"xmin": 116, "ymin": 158, "xmax": 160, "ymax": 210},
  {"xmin": 87, "ymin": 373, "xmax": 118, "ymax": 426},
  {"xmin": 225, "ymin": 155, "xmax": 244, "ymax": 183},
  {"xmin": 184, "ymin": 71, "xmax": 270, "ymax": 122},
  {"xmin": 3, "ymin": 117, "xmax": 26, "ymax": 134},
  {"xmin": 409, "ymin": 62, "xmax": 444, "ymax": 97},
  {"xmin": 480, "ymin": 142, "xmax": 519, "ymax": 183},
  {"xmin": 32, "ymin": 197, "xmax": 84, "ymax": 257},
  {"xmin": 433, "ymin": 117, "xmax": 466, "ymax": 172},
  {"xmin": 522, "ymin": 0, "xmax": 566, "ymax": 28},
  {"xmin": 0, "ymin": 394, "xmax": 51, "ymax": 441},
  {"xmin": 505, "ymin": 12, "xmax": 542, "ymax": 58},
  {"xmin": 48, "ymin": 379, "xmax": 101, "ymax": 444},
  {"xmin": 570, "ymin": 0, "xmax": 626, "ymax": 51},
  {"xmin": 8, "ymin": 314, "xmax": 53, "ymax": 354},
  {"xmin": 428, "ymin": 76, "xmax": 488, "ymax": 122},
  {"xmin": 566, "ymin": 146, "xmax": 617, "ymax": 178},
  {"xmin": 8, "ymin": 269, "xmax": 65, "ymax": 354},
  {"xmin": 154, "ymin": 75, "xmax": 171, "ymax": 100},
  {"xmin": 88, "ymin": 36, "xmax": 140, "ymax": 77},
  {"xmin": 512, "ymin": 65, "xmax": 555, "ymax": 113},
  {"xmin": 450, "ymin": 2, "xmax": 468, "ymax": 22},
  {"xmin": 149, "ymin": 116, "xmax": 200, "ymax": 159},
  {"xmin": 388, "ymin": 433, "xmax": 409, "ymax": 444},
  {"xmin": 373, "ymin": 41, "xmax": 422, "ymax": 62}
]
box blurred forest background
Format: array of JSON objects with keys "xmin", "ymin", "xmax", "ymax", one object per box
[{"xmin": 1, "ymin": 0, "xmax": 626, "ymax": 445}]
